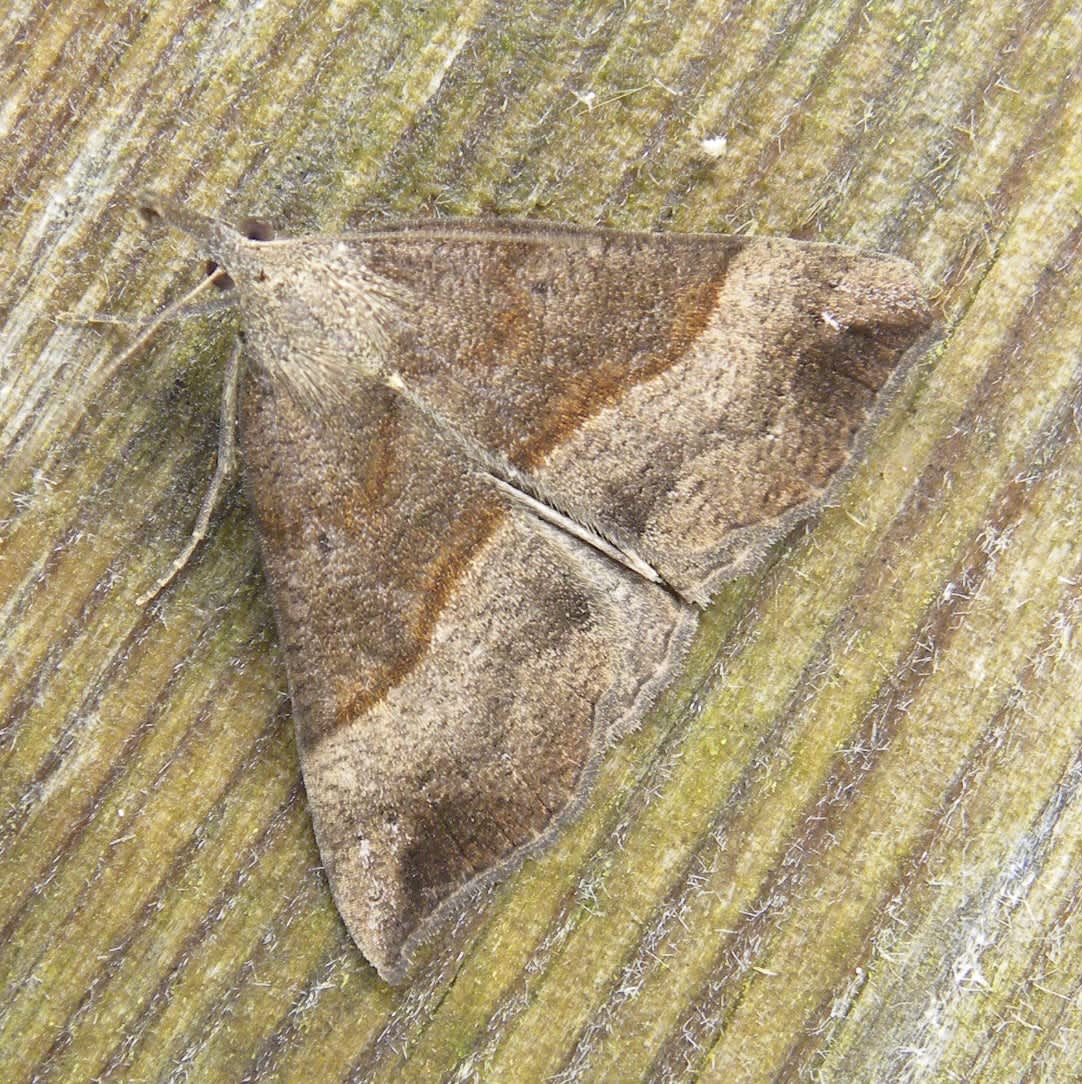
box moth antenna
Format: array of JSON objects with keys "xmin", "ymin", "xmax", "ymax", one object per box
[{"xmin": 137, "ymin": 336, "xmax": 244, "ymax": 607}]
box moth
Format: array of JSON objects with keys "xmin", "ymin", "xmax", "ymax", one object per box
[{"xmin": 134, "ymin": 196, "xmax": 931, "ymax": 983}]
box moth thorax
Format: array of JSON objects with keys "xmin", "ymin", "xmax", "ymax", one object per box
[{"xmin": 259, "ymin": 256, "xmax": 414, "ymax": 408}]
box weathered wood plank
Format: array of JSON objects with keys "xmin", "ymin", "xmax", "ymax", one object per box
[{"xmin": 1, "ymin": 1, "xmax": 1078, "ymax": 1080}]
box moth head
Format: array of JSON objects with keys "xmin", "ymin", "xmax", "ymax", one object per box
[
  {"xmin": 136, "ymin": 193, "xmax": 409, "ymax": 402},
  {"xmin": 137, "ymin": 193, "xmax": 285, "ymax": 296}
]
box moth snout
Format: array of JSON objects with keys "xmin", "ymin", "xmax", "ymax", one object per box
[{"xmin": 135, "ymin": 191, "xmax": 248, "ymax": 271}]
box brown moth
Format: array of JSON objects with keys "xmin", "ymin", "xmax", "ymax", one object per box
[{"xmin": 136, "ymin": 196, "xmax": 931, "ymax": 983}]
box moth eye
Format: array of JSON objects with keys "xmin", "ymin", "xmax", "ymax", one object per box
[{"xmin": 241, "ymin": 217, "xmax": 275, "ymax": 242}]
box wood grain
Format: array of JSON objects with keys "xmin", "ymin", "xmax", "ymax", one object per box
[{"xmin": 1, "ymin": 0, "xmax": 1079, "ymax": 1080}]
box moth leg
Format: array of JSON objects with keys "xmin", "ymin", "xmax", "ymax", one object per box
[
  {"xmin": 66, "ymin": 265, "xmax": 230, "ymax": 347},
  {"xmin": 138, "ymin": 336, "xmax": 243, "ymax": 606},
  {"xmin": 58, "ymin": 294, "xmax": 234, "ymax": 332}
]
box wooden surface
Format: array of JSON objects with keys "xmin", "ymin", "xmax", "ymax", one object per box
[{"xmin": 2, "ymin": 1, "xmax": 1080, "ymax": 1080}]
